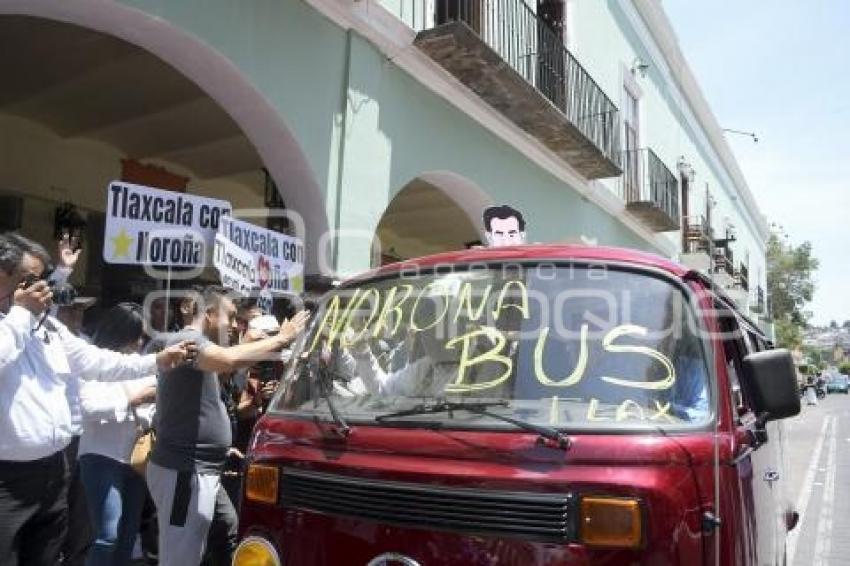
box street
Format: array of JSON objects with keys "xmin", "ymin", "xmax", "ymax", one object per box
[{"xmin": 786, "ymin": 393, "xmax": 850, "ymax": 565}]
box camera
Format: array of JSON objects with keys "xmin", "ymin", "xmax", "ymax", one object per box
[{"xmin": 21, "ymin": 274, "xmax": 77, "ymax": 307}]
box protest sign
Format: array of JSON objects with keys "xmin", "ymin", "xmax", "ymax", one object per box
[
  {"xmin": 214, "ymin": 215, "xmax": 304, "ymax": 295},
  {"xmin": 103, "ymin": 181, "xmax": 231, "ymax": 267},
  {"xmin": 213, "ymin": 233, "xmax": 255, "ymax": 293}
]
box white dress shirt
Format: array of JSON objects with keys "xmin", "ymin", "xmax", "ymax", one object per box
[
  {"xmin": 47, "ymin": 266, "xmax": 86, "ymax": 437},
  {"xmin": 340, "ymin": 348, "xmax": 456, "ymax": 397},
  {"xmin": 79, "ymin": 376, "xmax": 156, "ymax": 464},
  {"xmin": 0, "ymin": 305, "xmax": 158, "ymax": 462}
]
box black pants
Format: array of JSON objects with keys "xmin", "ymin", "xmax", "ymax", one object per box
[
  {"xmin": 139, "ymin": 490, "xmax": 159, "ymax": 562},
  {"xmin": 0, "ymin": 449, "xmax": 70, "ymax": 566},
  {"xmin": 202, "ymin": 485, "xmax": 238, "ymax": 566},
  {"xmin": 61, "ymin": 436, "xmax": 94, "ymax": 566}
]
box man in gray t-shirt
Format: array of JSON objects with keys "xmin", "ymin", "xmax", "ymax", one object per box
[
  {"xmin": 146, "ymin": 286, "xmax": 308, "ymax": 566},
  {"xmin": 151, "ymin": 328, "xmax": 231, "ymax": 473}
]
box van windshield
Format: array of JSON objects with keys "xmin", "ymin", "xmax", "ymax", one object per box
[{"xmin": 274, "ymin": 264, "xmax": 712, "ymax": 431}]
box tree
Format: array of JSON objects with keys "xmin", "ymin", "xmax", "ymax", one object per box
[
  {"xmin": 802, "ymin": 346, "xmax": 825, "ymax": 369},
  {"xmin": 830, "ymin": 320, "xmax": 839, "ymax": 329},
  {"xmin": 776, "ymin": 322, "xmax": 803, "ymax": 351},
  {"xmin": 767, "ymin": 231, "xmax": 819, "ymax": 349},
  {"xmin": 843, "ymin": 320, "xmax": 850, "ymax": 330}
]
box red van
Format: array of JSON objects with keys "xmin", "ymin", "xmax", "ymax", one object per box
[{"xmin": 235, "ymin": 245, "xmax": 800, "ymax": 566}]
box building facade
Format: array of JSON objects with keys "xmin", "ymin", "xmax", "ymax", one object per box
[{"xmin": 0, "ymin": 0, "xmax": 768, "ymax": 326}]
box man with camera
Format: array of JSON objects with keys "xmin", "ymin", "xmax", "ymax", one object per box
[{"xmin": 0, "ymin": 233, "xmax": 192, "ymax": 566}]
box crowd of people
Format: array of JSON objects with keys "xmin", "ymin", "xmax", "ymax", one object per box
[{"xmin": 0, "ymin": 232, "xmax": 309, "ymax": 566}]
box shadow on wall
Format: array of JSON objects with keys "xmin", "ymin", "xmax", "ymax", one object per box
[
  {"xmin": 0, "ymin": 0, "xmax": 332, "ymax": 274},
  {"xmin": 373, "ymin": 171, "xmax": 493, "ymax": 265}
]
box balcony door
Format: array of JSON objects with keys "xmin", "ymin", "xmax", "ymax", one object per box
[
  {"xmin": 623, "ymin": 85, "xmax": 640, "ymax": 202},
  {"xmin": 435, "ymin": 0, "xmax": 482, "ymax": 33},
  {"xmin": 680, "ymin": 173, "xmax": 690, "ymax": 248},
  {"xmin": 536, "ymin": 1, "xmax": 566, "ymax": 109}
]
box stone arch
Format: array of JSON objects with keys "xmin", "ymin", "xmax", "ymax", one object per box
[
  {"xmin": 0, "ymin": 0, "xmax": 327, "ymax": 273},
  {"xmin": 373, "ymin": 171, "xmax": 494, "ymax": 265}
]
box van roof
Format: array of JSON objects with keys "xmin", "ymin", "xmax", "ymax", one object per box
[
  {"xmin": 338, "ymin": 244, "xmax": 767, "ymax": 339},
  {"xmin": 350, "ymin": 244, "xmax": 688, "ymax": 284}
]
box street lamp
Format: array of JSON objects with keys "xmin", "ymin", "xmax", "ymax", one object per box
[
  {"xmin": 722, "ymin": 128, "xmax": 759, "ymax": 143},
  {"xmin": 630, "ymin": 56, "xmax": 650, "ymax": 78},
  {"xmin": 676, "ymin": 156, "xmax": 695, "ymax": 180}
]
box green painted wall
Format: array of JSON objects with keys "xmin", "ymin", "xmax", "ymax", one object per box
[
  {"xmin": 334, "ymin": 31, "xmax": 653, "ymax": 274},
  {"xmin": 120, "ymin": 0, "xmax": 349, "ymax": 212},
  {"xmin": 118, "ymin": 0, "xmax": 656, "ymax": 277}
]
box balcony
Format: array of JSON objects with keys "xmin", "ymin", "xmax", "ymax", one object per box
[
  {"xmin": 621, "ymin": 148, "xmax": 679, "ymax": 231},
  {"xmin": 393, "ymin": 0, "xmax": 621, "ymax": 178},
  {"xmin": 735, "ymin": 263, "xmax": 749, "ymax": 292},
  {"xmin": 712, "ymin": 245, "xmax": 735, "ymax": 288},
  {"xmin": 751, "ymin": 286, "xmax": 767, "ymax": 316},
  {"xmin": 680, "ymin": 214, "xmax": 713, "ymax": 271}
]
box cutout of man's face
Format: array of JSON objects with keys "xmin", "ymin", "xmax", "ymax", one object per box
[
  {"xmin": 485, "ymin": 216, "xmax": 526, "ymax": 247},
  {"xmin": 257, "ymin": 256, "xmax": 271, "ymax": 289}
]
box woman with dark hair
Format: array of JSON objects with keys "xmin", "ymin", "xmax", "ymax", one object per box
[{"xmin": 78, "ymin": 303, "xmax": 157, "ymax": 566}]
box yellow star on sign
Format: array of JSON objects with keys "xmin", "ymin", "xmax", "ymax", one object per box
[{"xmin": 111, "ymin": 228, "xmax": 134, "ymax": 259}]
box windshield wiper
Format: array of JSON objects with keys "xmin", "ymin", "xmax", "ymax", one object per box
[
  {"xmin": 310, "ymin": 358, "xmax": 351, "ymax": 437},
  {"xmin": 376, "ymin": 400, "xmax": 571, "ymax": 451}
]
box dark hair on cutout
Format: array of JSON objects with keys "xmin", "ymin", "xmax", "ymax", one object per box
[
  {"xmin": 92, "ymin": 303, "xmax": 145, "ymax": 351},
  {"xmin": 482, "ymin": 205, "xmax": 525, "ymax": 232},
  {"xmin": 0, "ymin": 232, "xmax": 52, "ymax": 276}
]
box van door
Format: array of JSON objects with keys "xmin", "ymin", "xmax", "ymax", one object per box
[
  {"xmin": 744, "ymin": 329, "xmax": 789, "ymax": 565},
  {"xmin": 718, "ymin": 308, "xmax": 779, "ymax": 565}
]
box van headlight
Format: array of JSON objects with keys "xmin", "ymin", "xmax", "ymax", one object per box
[{"xmin": 232, "ymin": 536, "xmax": 281, "ymax": 566}]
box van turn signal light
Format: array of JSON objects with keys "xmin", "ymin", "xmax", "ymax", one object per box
[
  {"xmin": 580, "ymin": 496, "xmax": 643, "ymax": 548},
  {"xmin": 245, "ymin": 464, "xmax": 279, "ymax": 504}
]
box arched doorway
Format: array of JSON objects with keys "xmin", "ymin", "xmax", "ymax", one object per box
[
  {"xmin": 0, "ymin": 0, "xmax": 327, "ymax": 274},
  {"xmin": 373, "ymin": 173, "xmax": 493, "ymax": 265}
]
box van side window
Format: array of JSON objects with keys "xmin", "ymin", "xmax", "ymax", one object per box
[
  {"xmin": 746, "ymin": 331, "xmax": 762, "ymax": 353},
  {"xmin": 717, "ymin": 304, "xmax": 751, "ymax": 419}
]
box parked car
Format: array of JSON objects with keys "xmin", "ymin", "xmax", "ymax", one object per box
[
  {"xmin": 235, "ymin": 245, "xmax": 801, "ymax": 566},
  {"xmin": 827, "ymin": 374, "xmax": 850, "ymax": 394}
]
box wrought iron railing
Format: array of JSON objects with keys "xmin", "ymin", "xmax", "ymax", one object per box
[
  {"xmin": 683, "ymin": 214, "xmax": 713, "ymax": 254},
  {"xmin": 736, "ymin": 263, "xmax": 749, "ymax": 291},
  {"xmin": 387, "ymin": 0, "xmax": 621, "ymax": 167},
  {"xmin": 621, "ymin": 147, "xmax": 679, "ymax": 224},
  {"xmin": 752, "ymin": 286, "xmax": 766, "ymax": 314},
  {"xmin": 713, "ymin": 245, "xmax": 734, "ymax": 277}
]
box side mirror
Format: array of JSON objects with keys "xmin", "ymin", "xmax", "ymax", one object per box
[{"xmin": 742, "ymin": 349, "xmax": 801, "ymax": 421}]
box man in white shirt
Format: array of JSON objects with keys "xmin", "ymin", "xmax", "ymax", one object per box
[
  {"xmin": 0, "ymin": 233, "xmax": 191, "ymax": 566},
  {"xmin": 47, "ymin": 234, "xmax": 96, "ymax": 566}
]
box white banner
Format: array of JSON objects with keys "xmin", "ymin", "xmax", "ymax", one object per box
[
  {"xmin": 214, "ymin": 215, "xmax": 304, "ymax": 295},
  {"xmin": 213, "ymin": 233, "xmax": 255, "ymax": 294},
  {"xmin": 103, "ymin": 181, "xmax": 231, "ymax": 267}
]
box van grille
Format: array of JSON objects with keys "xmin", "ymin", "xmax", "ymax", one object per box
[{"xmin": 280, "ymin": 467, "xmax": 575, "ymax": 543}]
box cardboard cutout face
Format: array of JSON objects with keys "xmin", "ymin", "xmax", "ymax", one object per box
[
  {"xmin": 257, "ymin": 255, "xmax": 271, "ymax": 289},
  {"xmin": 483, "ymin": 205, "xmax": 527, "ymax": 247}
]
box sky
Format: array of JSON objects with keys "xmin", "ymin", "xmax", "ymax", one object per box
[{"xmin": 663, "ymin": 0, "xmax": 850, "ymax": 326}]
